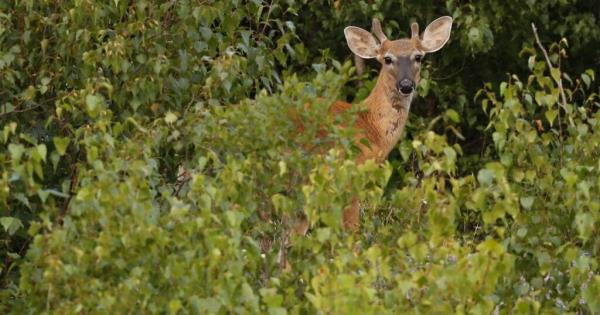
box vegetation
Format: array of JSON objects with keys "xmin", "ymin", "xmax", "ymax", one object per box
[{"xmin": 1, "ymin": 0, "xmax": 599, "ymax": 313}]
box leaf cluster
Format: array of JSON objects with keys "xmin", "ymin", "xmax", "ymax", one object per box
[{"xmin": 1, "ymin": 0, "xmax": 600, "ymax": 314}]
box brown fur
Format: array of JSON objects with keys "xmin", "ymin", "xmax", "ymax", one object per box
[
  {"xmin": 291, "ymin": 17, "xmax": 453, "ymax": 232},
  {"xmin": 340, "ymin": 66, "xmax": 415, "ymax": 230},
  {"xmin": 338, "ymin": 17, "xmax": 452, "ymax": 230},
  {"xmin": 278, "ymin": 18, "xmax": 452, "ymax": 272}
]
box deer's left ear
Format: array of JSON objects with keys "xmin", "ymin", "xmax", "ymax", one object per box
[{"xmin": 420, "ymin": 16, "xmax": 453, "ymax": 53}]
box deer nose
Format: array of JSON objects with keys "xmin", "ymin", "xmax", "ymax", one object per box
[{"xmin": 397, "ymin": 79, "xmax": 414, "ymax": 95}]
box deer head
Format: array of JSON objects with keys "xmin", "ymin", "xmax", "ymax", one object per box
[
  {"xmin": 341, "ymin": 17, "xmax": 453, "ymax": 231},
  {"xmin": 344, "ymin": 17, "xmax": 453, "ymax": 98}
]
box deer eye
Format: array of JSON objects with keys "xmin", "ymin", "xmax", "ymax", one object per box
[
  {"xmin": 384, "ymin": 56, "xmax": 393, "ymax": 65},
  {"xmin": 414, "ymin": 55, "xmax": 423, "ymax": 63}
]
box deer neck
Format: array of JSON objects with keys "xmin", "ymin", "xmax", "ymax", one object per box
[
  {"xmin": 366, "ymin": 72, "xmax": 413, "ymax": 112},
  {"xmin": 363, "ymin": 73, "xmax": 413, "ymax": 145}
]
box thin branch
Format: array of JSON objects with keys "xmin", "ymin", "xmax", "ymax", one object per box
[
  {"xmin": 59, "ymin": 163, "xmax": 79, "ymax": 221},
  {"xmin": 172, "ymin": 169, "xmax": 191, "ymax": 197},
  {"xmin": 260, "ymin": 0, "xmax": 274, "ymax": 36},
  {"xmin": 531, "ymin": 22, "xmax": 564, "ymax": 166},
  {"xmin": 0, "ymin": 95, "xmax": 58, "ymax": 118},
  {"xmin": 161, "ymin": 0, "xmax": 178, "ymax": 31},
  {"xmin": 353, "ymin": 53, "xmax": 365, "ymax": 85},
  {"xmin": 432, "ymin": 53, "xmax": 467, "ymax": 81},
  {"xmin": 0, "ymin": 104, "xmax": 42, "ymax": 118},
  {"xmin": 531, "ymin": 23, "xmax": 568, "ymax": 108}
]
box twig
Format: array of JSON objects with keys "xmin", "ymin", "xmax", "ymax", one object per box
[
  {"xmin": 531, "ymin": 22, "xmax": 564, "ymax": 166},
  {"xmin": 60, "ymin": 163, "xmax": 79, "ymax": 221},
  {"xmin": 531, "ymin": 23, "xmax": 568, "ymax": 108},
  {"xmin": 353, "ymin": 54, "xmax": 365, "ymax": 78},
  {"xmin": 0, "ymin": 104, "xmax": 42, "ymax": 118},
  {"xmin": 162, "ymin": 0, "xmax": 178, "ymax": 31},
  {"xmin": 260, "ymin": 0, "xmax": 274, "ymax": 35},
  {"xmin": 432, "ymin": 53, "xmax": 467, "ymax": 81},
  {"xmin": 0, "ymin": 235, "xmax": 31, "ymax": 288},
  {"xmin": 172, "ymin": 168, "xmax": 191, "ymax": 197},
  {"xmin": 0, "ymin": 95, "xmax": 59, "ymax": 119}
]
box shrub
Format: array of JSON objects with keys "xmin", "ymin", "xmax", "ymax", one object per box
[{"xmin": 1, "ymin": 0, "xmax": 600, "ymax": 313}]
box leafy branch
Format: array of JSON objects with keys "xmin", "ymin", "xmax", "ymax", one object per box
[{"xmin": 531, "ymin": 22, "xmax": 565, "ymax": 166}]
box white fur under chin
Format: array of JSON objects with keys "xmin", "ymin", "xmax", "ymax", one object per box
[
  {"xmin": 393, "ymin": 90, "xmax": 414, "ymax": 112},
  {"xmin": 406, "ymin": 93, "xmax": 413, "ymax": 111}
]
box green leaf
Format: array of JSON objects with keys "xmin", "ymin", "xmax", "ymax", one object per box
[
  {"xmin": 445, "ymin": 109, "xmax": 460, "ymax": 123},
  {"xmin": 583, "ymin": 276, "xmax": 600, "ymax": 313},
  {"xmin": 550, "ymin": 67, "xmax": 561, "ymax": 83},
  {"xmin": 3, "ymin": 122, "xmax": 17, "ymax": 143},
  {"xmin": 193, "ymin": 297, "xmax": 221, "ymax": 313},
  {"xmin": 165, "ymin": 112, "xmax": 178, "ymax": 124},
  {"xmin": 0, "ymin": 217, "xmax": 23, "ymax": 235},
  {"xmin": 575, "ymin": 212, "xmax": 594, "ymax": 241},
  {"xmin": 53, "ymin": 137, "xmax": 70, "ymax": 156},
  {"xmin": 468, "ymin": 27, "xmax": 481, "ymax": 42},
  {"xmin": 316, "ymin": 227, "xmax": 331, "ymax": 243},
  {"xmin": 278, "ymin": 160, "xmax": 287, "ymax": 176},
  {"xmin": 168, "ymin": 299, "xmax": 182, "ymax": 315},
  {"xmin": 527, "ymin": 56, "xmax": 535, "ymax": 70},
  {"xmin": 476, "ymin": 238, "xmax": 504, "ymax": 255},
  {"xmin": 520, "ymin": 196, "xmax": 534, "ymax": 210},
  {"xmin": 41, "ymin": 77, "xmax": 51, "ymax": 86},
  {"xmin": 38, "ymin": 189, "xmax": 50, "ymax": 203},
  {"xmin": 8, "ymin": 143, "xmax": 25, "ymax": 161},
  {"xmin": 85, "ymin": 94, "xmax": 104, "ymax": 117},
  {"xmin": 477, "ymin": 169, "xmax": 494, "ymax": 186},
  {"xmin": 268, "ymin": 307, "xmax": 288, "ymax": 315},
  {"xmin": 536, "ymin": 251, "xmax": 552, "ymax": 275},
  {"xmin": 581, "ymin": 73, "xmax": 591, "ymax": 88},
  {"xmin": 544, "ymin": 109, "xmax": 558, "ymax": 126},
  {"xmin": 37, "ymin": 144, "xmax": 47, "ymax": 162},
  {"xmin": 51, "ymin": 151, "xmax": 60, "ymax": 170},
  {"xmin": 585, "ymin": 69, "xmax": 595, "ymax": 80}
]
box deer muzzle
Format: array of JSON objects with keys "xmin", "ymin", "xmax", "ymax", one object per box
[{"xmin": 397, "ymin": 78, "xmax": 415, "ymax": 95}]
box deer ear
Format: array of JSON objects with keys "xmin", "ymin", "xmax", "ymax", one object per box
[
  {"xmin": 420, "ymin": 16, "xmax": 453, "ymax": 53},
  {"xmin": 344, "ymin": 26, "xmax": 379, "ymax": 59}
]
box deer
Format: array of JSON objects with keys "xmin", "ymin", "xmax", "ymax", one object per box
[
  {"xmin": 335, "ymin": 16, "xmax": 454, "ymax": 230},
  {"xmin": 280, "ymin": 16, "xmax": 453, "ymax": 269},
  {"xmin": 291, "ymin": 16, "xmax": 454, "ymax": 230}
]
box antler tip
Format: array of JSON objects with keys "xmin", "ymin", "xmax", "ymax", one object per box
[
  {"xmin": 411, "ymin": 22, "xmax": 420, "ymax": 39},
  {"xmin": 371, "ymin": 17, "xmax": 387, "ymax": 43}
]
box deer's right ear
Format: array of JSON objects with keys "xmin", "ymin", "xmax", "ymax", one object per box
[{"xmin": 344, "ymin": 26, "xmax": 379, "ymax": 59}]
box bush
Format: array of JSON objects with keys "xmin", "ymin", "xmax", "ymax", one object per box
[{"xmin": 1, "ymin": 0, "xmax": 600, "ymax": 313}]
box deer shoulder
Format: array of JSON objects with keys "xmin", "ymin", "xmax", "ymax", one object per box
[{"xmin": 288, "ymin": 16, "xmax": 454, "ymax": 231}]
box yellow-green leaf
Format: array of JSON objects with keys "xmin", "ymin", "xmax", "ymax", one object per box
[{"xmin": 53, "ymin": 137, "xmax": 70, "ymax": 156}]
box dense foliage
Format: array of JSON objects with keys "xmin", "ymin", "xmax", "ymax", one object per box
[{"xmin": 1, "ymin": 0, "xmax": 600, "ymax": 313}]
